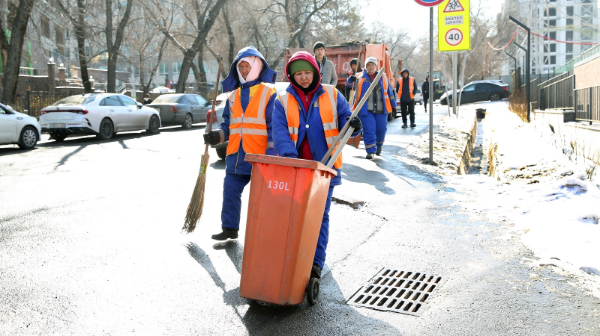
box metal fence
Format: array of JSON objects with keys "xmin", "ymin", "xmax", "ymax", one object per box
[
  {"xmin": 13, "ymin": 90, "xmax": 84, "ymax": 118},
  {"xmin": 574, "ymin": 86, "xmax": 600, "ymax": 123},
  {"xmin": 539, "ymin": 75, "xmax": 575, "ymax": 111}
]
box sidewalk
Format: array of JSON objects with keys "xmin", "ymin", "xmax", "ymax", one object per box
[{"xmin": 251, "ymin": 103, "xmax": 600, "ymax": 335}]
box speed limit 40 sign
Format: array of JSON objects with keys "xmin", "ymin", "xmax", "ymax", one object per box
[{"xmin": 438, "ymin": 0, "xmax": 470, "ymax": 52}]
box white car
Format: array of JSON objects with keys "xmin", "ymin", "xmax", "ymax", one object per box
[
  {"xmin": 39, "ymin": 93, "xmax": 161, "ymax": 141},
  {"xmin": 0, "ymin": 103, "xmax": 42, "ymax": 149},
  {"xmin": 397, "ymin": 88, "xmax": 423, "ymax": 105},
  {"xmin": 414, "ymin": 87, "xmax": 423, "ymax": 105}
]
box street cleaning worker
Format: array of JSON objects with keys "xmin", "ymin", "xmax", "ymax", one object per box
[
  {"xmin": 203, "ymin": 46, "xmax": 278, "ymax": 241},
  {"xmin": 272, "ymin": 51, "xmax": 362, "ymax": 279},
  {"xmin": 344, "ymin": 58, "xmax": 360, "ymax": 101},
  {"xmin": 313, "ymin": 41, "xmax": 338, "ymax": 86},
  {"xmin": 397, "ymin": 68, "xmax": 417, "ymax": 128},
  {"xmin": 422, "ymin": 76, "xmax": 430, "ymax": 113},
  {"xmin": 353, "ymin": 57, "xmax": 397, "ymax": 159}
]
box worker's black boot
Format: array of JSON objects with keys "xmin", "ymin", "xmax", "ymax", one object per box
[
  {"xmin": 410, "ymin": 123, "xmax": 416, "ymax": 128},
  {"xmin": 211, "ymin": 228, "xmax": 238, "ymax": 241},
  {"xmin": 311, "ymin": 264, "xmax": 322, "ymax": 279},
  {"xmin": 402, "ymin": 123, "xmax": 408, "ymax": 129},
  {"xmin": 376, "ymin": 146, "xmax": 382, "ymax": 156},
  {"xmin": 366, "ymin": 153, "xmax": 374, "ymax": 160}
]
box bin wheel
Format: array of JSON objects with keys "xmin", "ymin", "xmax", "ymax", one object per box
[{"xmin": 307, "ymin": 277, "xmax": 320, "ymax": 305}]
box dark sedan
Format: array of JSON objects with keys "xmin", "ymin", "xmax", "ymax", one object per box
[
  {"xmin": 147, "ymin": 94, "xmax": 211, "ymax": 128},
  {"xmin": 440, "ymin": 81, "xmax": 509, "ymax": 106}
]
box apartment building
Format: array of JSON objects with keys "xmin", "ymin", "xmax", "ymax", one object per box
[{"xmin": 508, "ymin": 0, "xmax": 599, "ymax": 74}]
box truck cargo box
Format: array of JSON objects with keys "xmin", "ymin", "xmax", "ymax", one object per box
[{"xmin": 283, "ymin": 42, "xmax": 397, "ymax": 92}]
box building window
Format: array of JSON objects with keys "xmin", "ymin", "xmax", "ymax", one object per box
[
  {"xmin": 544, "ymin": 8, "xmax": 556, "ymax": 17},
  {"xmin": 550, "ymin": 56, "xmax": 556, "ymax": 65},
  {"xmin": 41, "ymin": 16, "xmax": 51, "ymax": 38},
  {"xmin": 159, "ymin": 62, "xmax": 168, "ymax": 76},
  {"xmin": 550, "ymin": 44, "xmax": 556, "ymax": 52},
  {"xmin": 172, "ymin": 62, "xmax": 182, "ymax": 75},
  {"xmin": 566, "ymin": 44, "xmax": 573, "ymax": 54},
  {"xmin": 566, "ymin": 31, "xmax": 573, "ymax": 41},
  {"xmin": 550, "ymin": 32, "xmax": 556, "ymax": 40},
  {"xmin": 566, "ymin": 55, "xmax": 573, "ymax": 62}
]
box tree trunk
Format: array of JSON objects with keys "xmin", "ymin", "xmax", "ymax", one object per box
[
  {"xmin": 175, "ymin": 0, "xmax": 228, "ymax": 93},
  {"xmin": 1, "ymin": 0, "xmax": 36, "ymax": 105},
  {"xmin": 222, "ymin": 6, "xmax": 234, "ymax": 66},
  {"xmin": 105, "ymin": 0, "xmax": 133, "ymax": 93},
  {"xmin": 197, "ymin": 44, "xmax": 207, "ymax": 95}
]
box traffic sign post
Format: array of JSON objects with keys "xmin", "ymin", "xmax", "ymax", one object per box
[
  {"xmin": 438, "ymin": 0, "xmax": 471, "ymax": 116},
  {"xmin": 414, "ymin": 0, "xmax": 444, "ymax": 164}
]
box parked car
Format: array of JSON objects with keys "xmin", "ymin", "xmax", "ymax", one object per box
[
  {"xmin": 150, "ymin": 86, "xmax": 174, "ymax": 94},
  {"xmin": 207, "ymin": 82, "xmax": 290, "ymax": 160},
  {"xmin": 410, "ymin": 87, "xmax": 424, "ymax": 105},
  {"xmin": 440, "ymin": 81, "xmax": 509, "ymax": 106},
  {"xmin": 39, "ymin": 93, "xmax": 161, "ymax": 141},
  {"xmin": 0, "ymin": 103, "xmax": 41, "ymax": 149},
  {"xmin": 147, "ymin": 94, "xmax": 211, "ymax": 129}
]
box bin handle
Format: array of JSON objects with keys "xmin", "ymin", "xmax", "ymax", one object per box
[{"xmin": 321, "ymin": 68, "xmax": 386, "ymax": 168}]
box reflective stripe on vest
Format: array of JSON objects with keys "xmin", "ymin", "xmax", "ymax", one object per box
[
  {"xmin": 398, "ymin": 77, "xmax": 415, "ymax": 100},
  {"xmin": 279, "ymin": 85, "xmax": 343, "ymax": 169},
  {"xmin": 354, "ymin": 74, "xmax": 393, "ymax": 112},
  {"xmin": 226, "ymin": 83, "xmax": 275, "ymax": 156}
]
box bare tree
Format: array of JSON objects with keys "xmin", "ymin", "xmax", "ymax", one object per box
[
  {"xmin": 104, "ymin": 0, "xmax": 133, "ymax": 92},
  {"xmin": 56, "ymin": 0, "xmax": 95, "ymax": 93},
  {"xmin": 1, "ymin": 0, "xmax": 36, "ymax": 104}
]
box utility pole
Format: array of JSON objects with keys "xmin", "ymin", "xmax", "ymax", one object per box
[{"xmin": 509, "ymin": 15, "xmax": 531, "ymax": 122}]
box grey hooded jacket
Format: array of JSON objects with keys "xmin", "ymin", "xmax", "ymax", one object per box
[{"xmin": 315, "ymin": 55, "xmax": 338, "ymax": 86}]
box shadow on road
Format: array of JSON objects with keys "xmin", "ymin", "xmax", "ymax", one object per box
[
  {"xmin": 210, "ymin": 159, "xmax": 226, "ymax": 170},
  {"xmin": 186, "ymin": 241, "xmax": 403, "ymax": 335},
  {"xmin": 342, "ymin": 163, "xmax": 396, "ymax": 195}
]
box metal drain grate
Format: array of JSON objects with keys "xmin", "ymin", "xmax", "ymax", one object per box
[{"xmin": 347, "ymin": 268, "xmax": 446, "ymax": 316}]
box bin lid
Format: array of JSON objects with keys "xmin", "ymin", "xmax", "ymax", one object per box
[{"xmin": 245, "ymin": 154, "xmax": 338, "ymax": 176}]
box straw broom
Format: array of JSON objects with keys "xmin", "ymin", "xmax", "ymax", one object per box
[{"xmin": 183, "ymin": 60, "xmax": 223, "ymax": 233}]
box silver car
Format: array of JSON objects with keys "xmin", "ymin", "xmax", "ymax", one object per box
[{"xmin": 148, "ymin": 94, "xmax": 211, "ymax": 129}]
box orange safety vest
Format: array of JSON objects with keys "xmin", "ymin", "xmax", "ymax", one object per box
[
  {"xmin": 226, "ymin": 83, "xmax": 276, "ymax": 156},
  {"xmin": 398, "ymin": 77, "xmax": 416, "ymax": 100},
  {"xmin": 354, "ymin": 74, "xmax": 393, "ymax": 112},
  {"xmin": 278, "ymin": 85, "xmax": 343, "ymax": 169}
]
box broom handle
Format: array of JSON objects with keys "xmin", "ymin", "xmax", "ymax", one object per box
[
  {"xmin": 204, "ymin": 60, "xmax": 223, "ymax": 155},
  {"xmin": 321, "ymin": 68, "xmax": 386, "ymax": 166}
]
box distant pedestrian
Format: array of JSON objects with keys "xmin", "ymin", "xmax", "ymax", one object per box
[
  {"xmin": 396, "ymin": 68, "xmax": 416, "ymax": 128},
  {"xmin": 344, "ymin": 58, "xmax": 360, "ymax": 101},
  {"xmin": 143, "ymin": 94, "xmax": 153, "ymax": 105},
  {"xmin": 422, "ymin": 76, "xmax": 430, "ymax": 112},
  {"xmin": 313, "ymin": 41, "xmax": 338, "ymax": 86},
  {"xmin": 353, "ymin": 57, "xmax": 397, "ymax": 159}
]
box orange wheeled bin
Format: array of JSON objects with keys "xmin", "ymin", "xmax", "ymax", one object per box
[{"xmin": 239, "ymin": 154, "xmax": 337, "ymax": 305}]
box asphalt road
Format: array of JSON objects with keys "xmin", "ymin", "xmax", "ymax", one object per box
[{"xmin": 1, "ymin": 102, "xmax": 599, "ymax": 335}]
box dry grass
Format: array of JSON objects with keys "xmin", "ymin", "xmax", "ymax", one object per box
[{"xmin": 508, "ymin": 89, "xmax": 529, "ymax": 123}]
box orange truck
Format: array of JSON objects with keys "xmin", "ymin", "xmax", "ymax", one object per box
[{"xmin": 283, "ymin": 42, "xmax": 398, "ymax": 92}]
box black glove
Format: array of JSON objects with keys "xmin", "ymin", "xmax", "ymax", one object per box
[
  {"xmin": 203, "ymin": 131, "xmax": 221, "ymax": 146},
  {"xmin": 347, "ymin": 116, "xmax": 362, "ymax": 131}
]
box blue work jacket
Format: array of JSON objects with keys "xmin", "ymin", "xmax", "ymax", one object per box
[{"xmin": 272, "ymin": 84, "xmax": 358, "ymax": 186}]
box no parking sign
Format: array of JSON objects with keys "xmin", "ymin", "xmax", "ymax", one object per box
[{"xmin": 438, "ymin": 0, "xmax": 471, "ymax": 52}]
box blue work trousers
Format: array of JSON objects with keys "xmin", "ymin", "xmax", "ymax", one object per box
[
  {"xmin": 221, "ymin": 172, "xmax": 252, "ymax": 231},
  {"xmin": 359, "ymin": 111, "xmax": 388, "ymax": 154},
  {"xmin": 313, "ymin": 185, "xmax": 335, "ymax": 269}
]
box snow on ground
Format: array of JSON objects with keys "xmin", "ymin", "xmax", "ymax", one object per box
[{"xmin": 403, "ymin": 100, "xmax": 600, "ymax": 296}]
